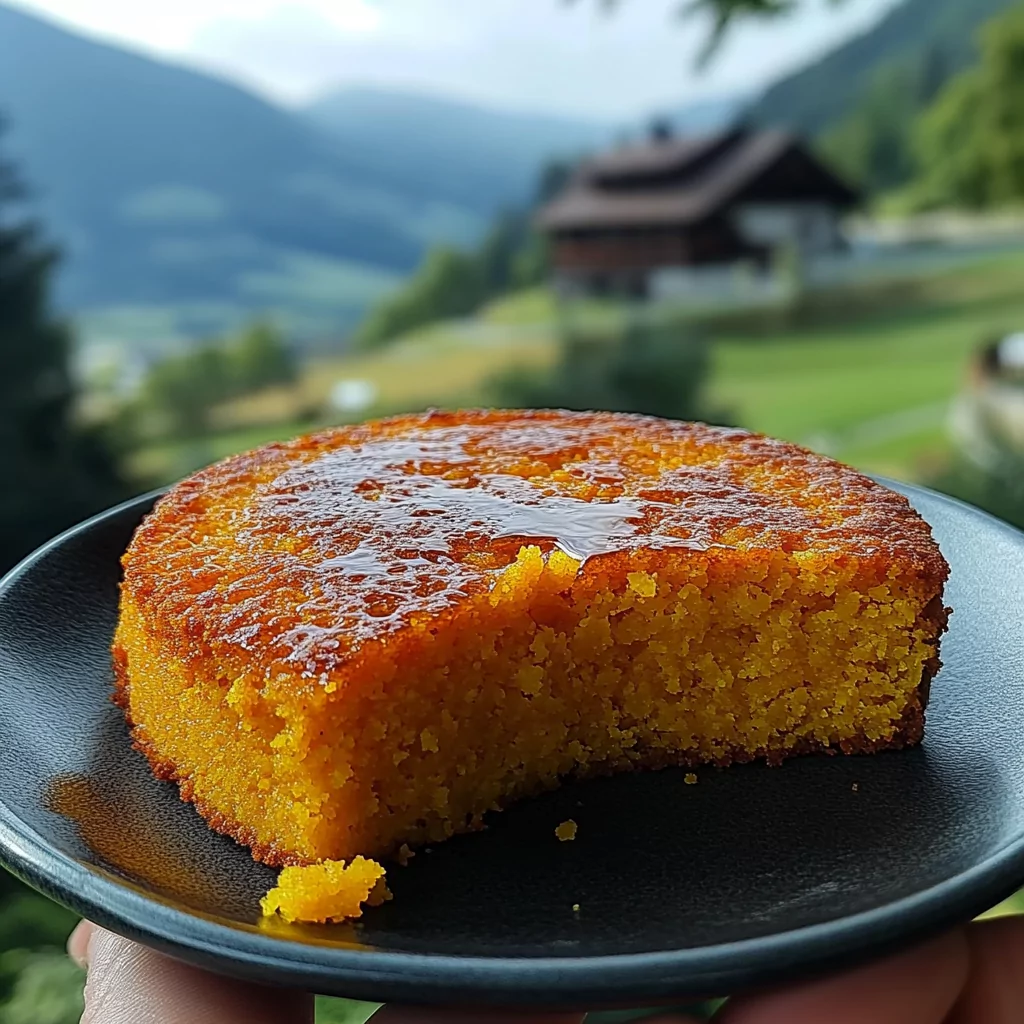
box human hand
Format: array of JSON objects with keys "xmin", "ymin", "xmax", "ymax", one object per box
[{"xmin": 68, "ymin": 915, "xmax": 1024, "ymax": 1023}]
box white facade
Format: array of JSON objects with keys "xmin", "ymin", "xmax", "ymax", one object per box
[
  {"xmin": 732, "ymin": 202, "xmax": 844, "ymax": 257},
  {"xmin": 649, "ymin": 263, "xmax": 786, "ymax": 305}
]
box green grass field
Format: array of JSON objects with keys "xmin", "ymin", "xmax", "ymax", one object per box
[{"xmin": 131, "ymin": 248, "xmax": 1024, "ymax": 487}]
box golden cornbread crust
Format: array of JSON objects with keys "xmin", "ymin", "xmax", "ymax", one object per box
[{"xmin": 114, "ymin": 410, "xmax": 949, "ymax": 868}]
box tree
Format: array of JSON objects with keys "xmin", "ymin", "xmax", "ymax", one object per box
[
  {"xmin": 231, "ymin": 321, "xmax": 296, "ymax": 392},
  {"xmin": 141, "ymin": 343, "xmax": 232, "ymax": 438},
  {"xmin": 0, "ymin": 133, "xmax": 123, "ymax": 573},
  {"xmin": 354, "ymin": 158, "xmax": 565, "ymax": 351},
  {"xmin": 570, "ymin": 0, "xmax": 852, "ymax": 65},
  {"xmin": 492, "ymin": 315, "xmax": 728, "ymax": 424},
  {"xmin": 138, "ymin": 320, "xmax": 297, "ymax": 440},
  {"xmin": 355, "ymin": 247, "xmax": 484, "ymax": 349},
  {"xmin": 907, "ymin": 5, "xmax": 1024, "ymax": 210},
  {"xmin": 820, "ymin": 47, "xmax": 949, "ymax": 195}
]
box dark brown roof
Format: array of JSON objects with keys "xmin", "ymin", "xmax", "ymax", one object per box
[
  {"xmin": 538, "ymin": 129, "xmax": 858, "ymax": 232},
  {"xmin": 585, "ymin": 131, "xmax": 739, "ymax": 185}
]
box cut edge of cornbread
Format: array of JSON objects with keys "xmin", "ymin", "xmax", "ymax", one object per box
[{"xmin": 113, "ymin": 539, "xmax": 948, "ymax": 871}]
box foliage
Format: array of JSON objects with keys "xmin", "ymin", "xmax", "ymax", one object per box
[
  {"xmin": 0, "ymin": 867, "xmax": 81, "ymax": 1022},
  {"xmin": 315, "ymin": 997, "xmax": 380, "ymax": 1023},
  {"xmin": 355, "ymin": 248, "xmax": 485, "ymax": 349},
  {"xmin": 139, "ymin": 321, "xmax": 296, "ymax": 439},
  {"xmin": 0, "ymin": 131, "xmax": 124, "ymax": 575},
  {"xmin": 820, "ymin": 48, "xmax": 949, "ymax": 194},
  {"xmin": 356, "ymin": 207, "xmax": 549, "ymax": 350},
  {"xmin": 572, "ymin": 0, "xmax": 849, "ymax": 65},
  {"xmin": 749, "ymin": 0, "xmax": 1018, "ymax": 138},
  {"xmin": 0, "ymin": 952, "xmax": 83, "ymax": 1024},
  {"xmin": 905, "ymin": 4, "xmax": 1024, "ymax": 211},
  {"xmin": 492, "ymin": 314, "xmax": 727, "ymax": 424}
]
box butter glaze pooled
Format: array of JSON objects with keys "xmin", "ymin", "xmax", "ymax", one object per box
[{"xmin": 122, "ymin": 409, "xmax": 942, "ymax": 678}]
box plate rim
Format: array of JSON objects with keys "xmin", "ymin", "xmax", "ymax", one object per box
[{"xmin": 1, "ymin": 481, "xmax": 1023, "ymax": 1007}]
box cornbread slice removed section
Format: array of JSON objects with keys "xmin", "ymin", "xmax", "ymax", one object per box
[{"xmin": 113, "ymin": 409, "xmax": 949, "ymax": 868}]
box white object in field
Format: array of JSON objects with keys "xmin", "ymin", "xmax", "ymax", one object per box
[
  {"xmin": 329, "ymin": 379, "xmax": 378, "ymax": 412},
  {"xmin": 999, "ymin": 333, "xmax": 1024, "ymax": 369}
]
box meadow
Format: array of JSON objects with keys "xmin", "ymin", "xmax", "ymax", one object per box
[{"xmin": 129, "ymin": 247, "xmax": 1024, "ymax": 490}]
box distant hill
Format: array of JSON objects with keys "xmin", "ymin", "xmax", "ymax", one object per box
[
  {"xmin": 662, "ymin": 96, "xmax": 750, "ymax": 137},
  {"xmin": 749, "ymin": 0, "xmax": 1019, "ymax": 136},
  {"xmin": 0, "ymin": 4, "xmax": 609, "ymax": 347},
  {"xmin": 303, "ymin": 88, "xmax": 610, "ymax": 214}
]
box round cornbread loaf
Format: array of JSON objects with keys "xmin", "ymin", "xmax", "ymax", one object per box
[{"xmin": 114, "ymin": 410, "xmax": 949, "ymax": 866}]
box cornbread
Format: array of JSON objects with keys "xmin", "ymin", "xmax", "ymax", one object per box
[
  {"xmin": 260, "ymin": 857, "xmax": 388, "ymax": 924},
  {"xmin": 114, "ymin": 409, "xmax": 949, "ymax": 905}
]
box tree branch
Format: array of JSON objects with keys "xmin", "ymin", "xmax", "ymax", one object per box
[{"xmin": 565, "ymin": 0, "xmax": 854, "ymax": 67}]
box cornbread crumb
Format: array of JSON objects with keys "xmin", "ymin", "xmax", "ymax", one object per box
[
  {"xmin": 397, "ymin": 843, "xmax": 415, "ymax": 867},
  {"xmin": 260, "ymin": 857, "xmax": 386, "ymax": 924},
  {"xmin": 555, "ymin": 819, "xmax": 578, "ymax": 842},
  {"xmin": 684, "ymin": 773, "xmax": 698, "ymax": 785}
]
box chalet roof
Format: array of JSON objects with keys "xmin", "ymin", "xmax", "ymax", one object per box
[
  {"xmin": 584, "ymin": 131, "xmax": 738, "ymax": 185},
  {"xmin": 538, "ymin": 128, "xmax": 859, "ymax": 232}
]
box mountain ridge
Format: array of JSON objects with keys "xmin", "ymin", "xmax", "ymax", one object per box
[{"xmin": 0, "ymin": 2, "xmax": 608, "ymax": 346}]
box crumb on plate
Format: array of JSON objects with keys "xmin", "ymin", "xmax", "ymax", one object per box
[
  {"xmin": 260, "ymin": 856, "xmax": 388, "ymax": 924},
  {"xmin": 555, "ymin": 819, "xmax": 578, "ymax": 842}
]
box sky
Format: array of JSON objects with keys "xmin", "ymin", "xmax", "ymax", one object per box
[{"xmin": 12, "ymin": 0, "xmax": 900, "ymax": 119}]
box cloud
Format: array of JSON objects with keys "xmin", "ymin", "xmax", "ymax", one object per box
[
  {"xmin": 185, "ymin": 0, "xmax": 900, "ymax": 116},
  {"xmin": 20, "ymin": 0, "xmax": 901, "ymax": 118}
]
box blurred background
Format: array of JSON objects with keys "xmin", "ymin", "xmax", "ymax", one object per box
[{"xmin": 3, "ymin": 0, "xmax": 1024, "ymax": 1019}]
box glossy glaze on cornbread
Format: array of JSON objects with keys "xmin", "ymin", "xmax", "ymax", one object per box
[{"xmin": 114, "ymin": 410, "xmax": 949, "ymax": 867}]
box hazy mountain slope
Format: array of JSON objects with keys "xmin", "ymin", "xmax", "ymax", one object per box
[
  {"xmin": 749, "ymin": 0, "xmax": 1018, "ymax": 135},
  {"xmin": 0, "ymin": 5, "xmax": 606, "ymax": 343},
  {"xmin": 303, "ymin": 88, "xmax": 611, "ymax": 212}
]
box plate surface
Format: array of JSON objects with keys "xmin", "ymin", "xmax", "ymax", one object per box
[{"xmin": 0, "ymin": 483, "xmax": 1023, "ymax": 1008}]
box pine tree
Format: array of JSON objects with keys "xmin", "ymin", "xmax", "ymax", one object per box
[{"xmin": 0, "ymin": 135, "xmax": 123, "ymax": 573}]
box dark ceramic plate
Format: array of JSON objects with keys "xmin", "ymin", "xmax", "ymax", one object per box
[{"xmin": 1, "ymin": 482, "xmax": 1024, "ymax": 1009}]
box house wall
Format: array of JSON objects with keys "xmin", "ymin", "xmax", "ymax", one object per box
[
  {"xmin": 552, "ymin": 230, "xmax": 690, "ymax": 272},
  {"xmin": 732, "ymin": 202, "xmax": 843, "ymax": 256},
  {"xmin": 648, "ymin": 263, "xmax": 786, "ymax": 305}
]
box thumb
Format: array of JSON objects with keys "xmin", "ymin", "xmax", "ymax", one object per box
[{"xmin": 70, "ymin": 920, "xmax": 315, "ymax": 1024}]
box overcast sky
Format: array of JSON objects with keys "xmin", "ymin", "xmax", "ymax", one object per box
[{"xmin": 13, "ymin": 0, "xmax": 899, "ymax": 119}]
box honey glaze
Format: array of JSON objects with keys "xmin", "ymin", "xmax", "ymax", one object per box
[
  {"xmin": 134, "ymin": 411, "xmax": 938, "ymax": 676},
  {"xmin": 46, "ymin": 775, "xmax": 226, "ymax": 907}
]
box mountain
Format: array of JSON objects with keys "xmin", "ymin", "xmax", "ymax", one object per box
[
  {"xmin": 303, "ymin": 88, "xmax": 611, "ymax": 215},
  {"xmin": 0, "ymin": 4, "xmax": 608, "ymax": 348},
  {"xmin": 749, "ymin": 0, "xmax": 1019, "ymax": 137},
  {"xmin": 661, "ymin": 96, "xmax": 750, "ymax": 137}
]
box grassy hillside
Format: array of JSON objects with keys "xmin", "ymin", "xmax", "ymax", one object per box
[{"xmin": 126, "ymin": 247, "xmax": 1024, "ymax": 487}]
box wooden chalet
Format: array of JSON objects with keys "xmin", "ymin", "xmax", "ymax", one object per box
[{"xmin": 538, "ymin": 126, "xmax": 859, "ymax": 298}]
